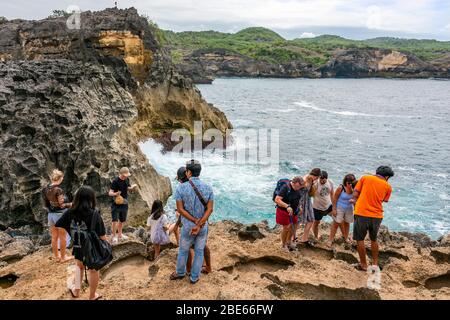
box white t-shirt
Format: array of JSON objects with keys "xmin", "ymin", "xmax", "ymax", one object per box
[
  {"xmin": 312, "ymin": 179, "xmax": 334, "ymax": 211},
  {"xmin": 146, "ymin": 214, "xmax": 169, "ymax": 243}
]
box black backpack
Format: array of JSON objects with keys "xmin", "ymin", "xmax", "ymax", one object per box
[
  {"xmin": 272, "ymin": 178, "xmax": 291, "ymax": 202},
  {"xmin": 70, "ymin": 210, "xmax": 113, "ymax": 271}
]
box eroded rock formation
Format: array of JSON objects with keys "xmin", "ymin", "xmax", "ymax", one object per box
[
  {"xmin": 173, "ymin": 48, "xmax": 450, "ymax": 83},
  {"xmin": 0, "ymin": 8, "xmax": 231, "ymax": 229},
  {"xmin": 1, "ymin": 221, "xmax": 449, "ymax": 300}
]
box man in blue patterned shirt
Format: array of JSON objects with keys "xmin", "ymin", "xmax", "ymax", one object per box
[{"xmin": 170, "ymin": 160, "xmax": 214, "ymax": 284}]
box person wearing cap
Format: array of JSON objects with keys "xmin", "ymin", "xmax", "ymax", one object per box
[
  {"xmin": 108, "ymin": 167, "xmax": 138, "ymax": 244},
  {"xmin": 170, "ymin": 160, "xmax": 214, "ymax": 284},
  {"xmin": 311, "ymin": 170, "xmax": 334, "ymax": 240},
  {"xmin": 351, "ymin": 166, "xmax": 394, "ymax": 271}
]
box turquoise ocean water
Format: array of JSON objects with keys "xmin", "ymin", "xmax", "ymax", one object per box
[{"xmin": 140, "ymin": 78, "xmax": 450, "ymax": 239}]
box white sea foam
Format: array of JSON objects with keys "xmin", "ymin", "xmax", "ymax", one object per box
[
  {"xmin": 232, "ymin": 119, "xmax": 254, "ymax": 127},
  {"xmin": 439, "ymin": 193, "xmax": 450, "ymax": 201},
  {"xmin": 266, "ymin": 108, "xmax": 296, "ymax": 113},
  {"xmin": 294, "ymin": 101, "xmax": 417, "ymax": 118},
  {"xmin": 397, "ymin": 166, "xmax": 418, "ymax": 172},
  {"xmin": 139, "ymin": 138, "xmax": 279, "ymax": 219}
]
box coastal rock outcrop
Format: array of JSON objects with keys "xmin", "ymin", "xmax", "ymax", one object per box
[
  {"xmin": 176, "ymin": 49, "xmax": 319, "ymax": 83},
  {"xmin": 0, "ymin": 8, "xmax": 231, "ymax": 230},
  {"xmin": 0, "ymin": 221, "xmax": 449, "ymax": 300},
  {"xmin": 172, "ymin": 48, "xmax": 450, "ymax": 83},
  {"xmin": 321, "ymin": 49, "xmax": 442, "ymax": 78}
]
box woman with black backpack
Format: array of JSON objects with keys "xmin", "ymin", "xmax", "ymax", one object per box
[{"xmin": 56, "ymin": 186, "xmax": 109, "ymax": 300}]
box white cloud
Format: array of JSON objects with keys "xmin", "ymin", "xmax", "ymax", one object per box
[
  {"xmin": 2, "ymin": 0, "xmax": 450, "ymax": 39},
  {"xmin": 366, "ymin": 5, "xmax": 382, "ymax": 30},
  {"xmin": 299, "ymin": 32, "xmax": 316, "ymax": 38}
]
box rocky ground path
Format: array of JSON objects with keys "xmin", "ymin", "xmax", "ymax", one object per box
[{"xmin": 1, "ymin": 220, "xmax": 449, "ymax": 300}]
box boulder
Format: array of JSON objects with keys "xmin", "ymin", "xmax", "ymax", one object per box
[
  {"xmin": 0, "ymin": 238, "xmax": 35, "ymax": 263},
  {"xmin": 398, "ymin": 231, "xmax": 436, "ymax": 248},
  {"xmin": 0, "ymin": 231, "xmax": 13, "ymax": 248},
  {"xmin": 35, "ymin": 232, "xmax": 52, "ymax": 247},
  {"xmin": 237, "ymin": 224, "xmax": 266, "ymax": 242},
  {"xmin": 430, "ymin": 247, "xmax": 450, "ymax": 264},
  {"xmin": 133, "ymin": 227, "xmax": 147, "ymax": 243},
  {"xmin": 437, "ymin": 234, "xmax": 450, "ymax": 247}
]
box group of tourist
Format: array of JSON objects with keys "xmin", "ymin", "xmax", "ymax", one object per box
[
  {"xmin": 42, "ymin": 160, "xmax": 214, "ymax": 299},
  {"xmin": 42, "ymin": 161, "xmax": 393, "ymax": 300},
  {"xmin": 42, "ymin": 167, "xmax": 138, "ymax": 300},
  {"xmin": 274, "ymin": 166, "xmax": 394, "ymax": 271}
]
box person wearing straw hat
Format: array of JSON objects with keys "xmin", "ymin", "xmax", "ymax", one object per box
[{"xmin": 108, "ymin": 167, "xmax": 138, "ymax": 244}]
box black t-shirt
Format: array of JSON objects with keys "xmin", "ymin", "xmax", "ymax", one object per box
[
  {"xmin": 277, "ymin": 183, "xmax": 302, "ymax": 214},
  {"xmin": 56, "ymin": 209, "xmax": 106, "ymax": 261},
  {"xmin": 56, "ymin": 209, "xmax": 106, "ymax": 237},
  {"xmin": 110, "ymin": 177, "xmax": 130, "ymax": 200}
]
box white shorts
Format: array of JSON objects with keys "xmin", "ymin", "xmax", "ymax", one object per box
[{"xmin": 333, "ymin": 207, "xmax": 354, "ymax": 224}]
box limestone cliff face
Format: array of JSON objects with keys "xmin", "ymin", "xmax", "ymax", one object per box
[
  {"xmin": 173, "ymin": 48, "xmax": 450, "ymax": 82},
  {"xmin": 0, "ymin": 8, "xmax": 231, "ymax": 229},
  {"xmin": 176, "ymin": 48, "xmax": 319, "ymax": 83},
  {"xmin": 321, "ymin": 49, "xmax": 441, "ymax": 78}
]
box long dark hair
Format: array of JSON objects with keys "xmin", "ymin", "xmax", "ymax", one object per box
[
  {"xmin": 151, "ymin": 200, "xmax": 164, "ymax": 220},
  {"xmin": 69, "ymin": 186, "xmax": 97, "ymax": 219}
]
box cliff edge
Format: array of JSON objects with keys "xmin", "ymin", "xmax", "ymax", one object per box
[{"xmin": 1, "ymin": 221, "xmax": 449, "ymax": 299}]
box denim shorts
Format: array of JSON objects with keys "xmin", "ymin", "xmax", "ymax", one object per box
[{"xmin": 48, "ymin": 211, "xmax": 65, "ymax": 227}]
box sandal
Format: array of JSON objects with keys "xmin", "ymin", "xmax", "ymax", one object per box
[
  {"xmin": 201, "ymin": 266, "xmax": 211, "ymax": 274},
  {"xmin": 299, "ymin": 240, "xmax": 314, "ymax": 247},
  {"xmin": 91, "ymin": 293, "xmax": 103, "ymax": 300},
  {"xmin": 68, "ymin": 287, "xmax": 79, "ymax": 299},
  {"xmin": 169, "ymin": 272, "xmax": 185, "ymax": 280}
]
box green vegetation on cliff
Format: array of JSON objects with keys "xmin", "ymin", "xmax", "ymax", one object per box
[{"xmin": 164, "ymin": 27, "xmax": 450, "ymax": 67}]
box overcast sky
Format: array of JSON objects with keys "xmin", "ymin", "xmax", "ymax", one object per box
[{"xmin": 2, "ymin": 0, "xmax": 450, "ymax": 40}]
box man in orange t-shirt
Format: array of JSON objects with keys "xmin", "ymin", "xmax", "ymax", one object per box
[{"xmin": 351, "ymin": 166, "xmax": 394, "ymax": 271}]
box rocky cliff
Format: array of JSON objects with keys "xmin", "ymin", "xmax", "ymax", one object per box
[
  {"xmin": 176, "ymin": 49, "xmax": 320, "ymax": 83},
  {"xmin": 1, "ymin": 221, "xmax": 449, "ymax": 299},
  {"xmin": 173, "ymin": 48, "xmax": 450, "ymax": 83},
  {"xmin": 0, "ymin": 8, "xmax": 231, "ymax": 230}
]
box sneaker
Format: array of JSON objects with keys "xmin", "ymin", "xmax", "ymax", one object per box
[
  {"xmin": 112, "ymin": 236, "xmax": 118, "ymax": 244},
  {"xmin": 120, "ymin": 234, "xmax": 129, "ymax": 241}
]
